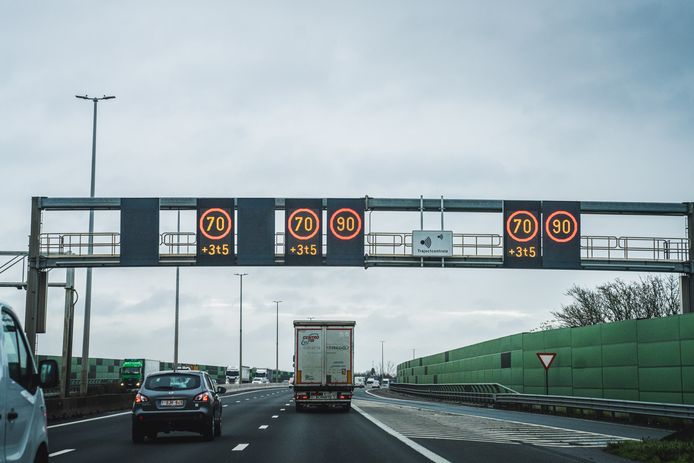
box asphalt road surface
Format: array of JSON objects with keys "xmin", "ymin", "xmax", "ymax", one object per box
[{"xmin": 47, "ymin": 386, "xmax": 669, "ymax": 462}]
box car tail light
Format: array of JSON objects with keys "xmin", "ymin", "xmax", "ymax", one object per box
[
  {"xmin": 194, "ymin": 392, "xmax": 211, "ymax": 403},
  {"xmin": 134, "ymin": 393, "xmax": 149, "ymax": 404}
]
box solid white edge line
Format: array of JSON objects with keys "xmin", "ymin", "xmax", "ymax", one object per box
[
  {"xmin": 352, "ymin": 404, "xmax": 452, "ymax": 463},
  {"xmin": 47, "ymin": 411, "xmax": 131, "ymax": 429},
  {"xmin": 360, "ymin": 390, "xmax": 639, "ymax": 441},
  {"xmin": 232, "ymin": 443, "xmax": 249, "ymax": 451},
  {"xmin": 48, "ymin": 449, "xmax": 76, "ymax": 457}
]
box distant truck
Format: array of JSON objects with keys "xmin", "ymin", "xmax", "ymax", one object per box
[
  {"xmin": 253, "ymin": 368, "xmax": 270, "ymax": 383},
  {"xmin": 120, "ymin": 358, "xmax": 160, "ymax": 389},
  {"xmin": 226, "ymin": 365, "xmax": 251, "ymax": 384},
  {"xmin": 354, "ymin": 376, "xmax": 365, "ymax": 388},
  {"xmin": 293, "ymin": 320, "xmax": 355, "ymax": 412}
]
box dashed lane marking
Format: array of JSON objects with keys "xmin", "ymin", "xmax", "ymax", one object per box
[
  {"xmin": 259, "ymin": 425, "xmax": 269, "ymax": 430},
  {"xmin": 280, "ymin": 409, "xmax": 286, "ymax": 411},
  {"xmin": 232, "ymin": 444, "xmax": 249, "ymax": 451},
  {"xmin": 272, "ymin": 415, "xmax": 278, "ymax": 419},
  {"xmin": 223, "ymin": 405, "xmax": 229, "ymax": 408},
  {"xmin": 49, "ymin": 449, "xmax": 76, "ymax": 457}
]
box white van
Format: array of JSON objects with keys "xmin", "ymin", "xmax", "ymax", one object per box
[{"xmin": 1, "ymin": 302, "xmax": 58, "ymax": 463}]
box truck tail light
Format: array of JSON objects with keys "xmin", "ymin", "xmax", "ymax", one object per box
[
  {"xmin": 338, "ymin": 393, "xmax": 351, "ymax": 400},
  {"xmin": 134, "ymin": 393, "xmax": 149, "ymax": 404},
  {"xmin": 296, "ymin": 393, "xmax": 308, "ymax": 400}
]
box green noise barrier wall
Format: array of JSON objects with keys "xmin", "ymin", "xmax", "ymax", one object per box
[{"xmin": 396, "ymin": 313, "xmax": 694, "ymax": 405}]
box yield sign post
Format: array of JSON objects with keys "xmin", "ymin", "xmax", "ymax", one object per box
[{"xmin": 536, "ymin": 352, "xmax": 557, "ymax": 395}]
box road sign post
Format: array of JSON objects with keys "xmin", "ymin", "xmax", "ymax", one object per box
[{"xmin": 536, "ymin": 352, "xmax": 557, "ymax": 395}]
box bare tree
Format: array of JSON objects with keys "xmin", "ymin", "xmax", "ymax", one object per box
[{"xmin": 549, "ymin": 275, "xmax": 681, "ymax": 328}]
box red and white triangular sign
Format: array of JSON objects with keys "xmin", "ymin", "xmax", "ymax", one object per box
[{"xmin": 536, "ymin": 352, "xmax": 556, "ymax": 370}]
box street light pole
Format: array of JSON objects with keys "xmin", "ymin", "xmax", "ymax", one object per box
[
  {"xmin": 234, "ymin": 273, "xmax": 248, "ymax": 385},
  {"xmin": 75, "ymin": 94, "xmax": 115, "ymax": 396},
  {"xmin": 273, "ymin": 300, "xmax": 282, "ymax": 381},
  {"xmin": 174, "ymin": 210, "xmax": 180, "ymax": 371},
  {"xmin": 380, "ymin": 340, "xmax": 385, "ymax": 380}
]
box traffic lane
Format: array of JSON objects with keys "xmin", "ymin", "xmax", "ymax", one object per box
[
  {"xmin": 359, "ymin": 388, "xmax": 670, "ymax": 441},
  {"xmin": 46, "ymin": 388, "xmax": 292, "ymax": 462},
  {"xmin": 239, "ymin": 400, "xmax": 434, "ymax": 462}
]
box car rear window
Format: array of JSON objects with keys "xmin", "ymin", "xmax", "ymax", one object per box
[{"xmin": 145, "ymin": 373, "xmax": 201, "ymax": 390}]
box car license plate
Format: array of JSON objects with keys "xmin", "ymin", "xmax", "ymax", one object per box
[{"xmin": 160, "ymin": 399, "xmax": 184, "ymax": 407}]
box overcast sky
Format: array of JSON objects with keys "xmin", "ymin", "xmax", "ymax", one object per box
[{"xmin": 1, "ymin": 1, "xmax": 693, "ymax": 374}]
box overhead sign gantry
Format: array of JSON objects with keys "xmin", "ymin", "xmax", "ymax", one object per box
[{"xmin": 21, "ymin": 195, "xmax": 694, "ymax": 350}]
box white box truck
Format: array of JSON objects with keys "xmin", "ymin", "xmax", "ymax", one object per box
[{"xmin": 293, "ymin": 320, "xmax": 355, "ymax": 412}]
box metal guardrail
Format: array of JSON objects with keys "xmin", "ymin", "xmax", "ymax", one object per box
[
  {"xmin": 495, "ymin": 393, "xmax": 694, "ymax": 420},
  {"xmin": 390, "ymin": 383, "xmax": 694, "ymax": 420},
  {"xmin": 390, "ymin": 383, "xmax": 516, "ymax": 405}
]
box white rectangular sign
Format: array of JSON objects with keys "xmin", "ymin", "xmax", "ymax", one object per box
[{"xmin": 412, "ymin": 230, "xmax": 454, "ymax": 257}]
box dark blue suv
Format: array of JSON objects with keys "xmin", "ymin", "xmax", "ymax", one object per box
[{"xmin": 132, "ymin": 370, "xmax": 225, "ymax": 442}]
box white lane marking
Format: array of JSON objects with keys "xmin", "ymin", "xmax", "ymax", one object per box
[
  {"xmin": 47, "ymin": 411, "xmax": 131, "ymax": 429},
  {"xmin": 236, "ymin": 400, "xmax": 241, "ymax": 403},
  {"xmin": 280, "ymin": 408, "xmax": 286, "ymax": 411},
  {"xmin": 232, "ymin": 443, "xmax": 249, "ymax": 451},
  {"xmin": 360, "ymin": 393, "xmax": 638, "ymax": 441},
  {"xmin": 245, "ymin": 399, "xmax": 250, "ymax": 401},
  {"xmin": 353, "ymin": 404, "xmax": 451, "ymax": 463},
  {"xmin": 223, "ymin": 404, "xmax": 229, "ymax": 408},
  {"xmin": 272, "ymin": 415, "xmax": 278, "ymax": 419},
  {"xmin": 285, "ymin": 403, "xmax": 290, "ymax": 406},
  {"xmin": 259, "ymin": 425, "xmax": 269, "ymax": 430},
  {"xmin": 49, "ymin": 449, "xmax": 76, "ymax": 457}
]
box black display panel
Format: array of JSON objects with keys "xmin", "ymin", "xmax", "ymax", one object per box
[
  {"xmin": 503, "ymin": 200, "xmax": 542, "ymax": 268},
  {"xmin": 542, "ymin": 201, "xmax": 581, "ymax": 269},
  {"xmin": 237, "ymin": 198, "xmax": 276, "ymax": 266},
  {"xmin": 326, "ymin": 198, "xmax": 364, "ymax": 266},
  {"xmin": 120, "ymin": 198, "xmax": 160, "ymax": 266},
  {"xmin": 196, "ymin": 198, "xmax": 235, "ymax": 266},
  {"xmin": 284, "ymin": 198, "xmax": 323, "ymax": 266}
]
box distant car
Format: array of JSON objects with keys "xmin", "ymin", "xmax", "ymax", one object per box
[
  {"xmin": 251, "ymin": 378, "xmax": 264, "ymax": 384},
  {"xmin": 371, "ymin": 380, "xmax": 380, "ymax": 389},
  {"xmin": 366, "ymin": 378, "xmax": 374, "ymax": 387},
  {"xmin": 382, "ymin": 379, "xmax": 390, "ymax": 388},
  {"xmin": 354, "ymin": 376, "xmax": 365, "ymax": 388},
  {"xmin": 132, "ymin": 370, "xmax": 225, "ymax": 443},
  {"xmin": 0, "ymin": 302, "xmax": 58, "ymax": 463}
]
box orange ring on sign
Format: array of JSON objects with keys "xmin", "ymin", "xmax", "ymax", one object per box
[
  {"xmin": 199, "ymin": 208, "xmax": 232, "ymax": 240},
  {"xmin": 287, "ymin": 208, "xmax": 320, "ymax": 241},
  {"xmin": 545, "ymin": 210, "xmax": 578, "ymax": 243},
  {"xmin": 329, "ymin": 208, "xmax": 362, "ymax": 241},
  {"xmin": 506, "ymin": 210, "xmax": 539, "ymax": 243}
]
